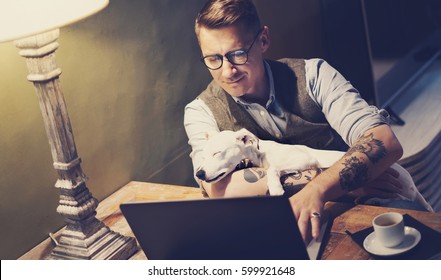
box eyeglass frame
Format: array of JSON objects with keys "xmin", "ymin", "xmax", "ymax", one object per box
[{"xmin": 200, "ymin": 27, "xmax": 264, "ymax": 70}]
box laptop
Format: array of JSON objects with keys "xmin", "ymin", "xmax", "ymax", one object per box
[{"xmin": 120, "ymin": 195, "xmax": 330, "ymax": 260}]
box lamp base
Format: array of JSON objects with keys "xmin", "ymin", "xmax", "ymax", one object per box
[
  {"xmin": 48, "ymin": 217, "xmax": 138, "ymax": 260},
  {"xmin": 47, "ymin": 182, "xmax": 138, "ymax": 260},
  {"xmin": 15, "ymin": 29, "xmax": 139, "ymax": 260}
]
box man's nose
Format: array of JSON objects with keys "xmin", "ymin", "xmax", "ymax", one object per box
[{"xmin": 220, "ymin": 58, "xmax": 237, "ymax": 78}]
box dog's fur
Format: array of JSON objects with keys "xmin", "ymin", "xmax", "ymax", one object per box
[{"xmin": 195, "ymin": 128, "xmax": 433, "ymax": 212}]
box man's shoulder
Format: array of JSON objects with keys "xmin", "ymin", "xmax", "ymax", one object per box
[
  {"xmin": 266, "ymin": 57, "xmax": 304, "ymax": 68},
  {"xmin": 184, "ymin": 97, "xmax": 216, "ymax": 122},
  {"xmin": 185, "ymin": 81, "xmax": 222, "ymax": 112},
  {"xmin": 266, "ymin": 58, "xmax": 307, "ymax": 76},
  {"xmin": 198, "ymin": 80, "xmax": 227, "ymax": 102},
  {"xmin": 269, "ymin": 58, "xmax": 334, "ymax": 82},
  {"xmin": 185, "ymin": 97, "xmax": 206, "ymax": 109},
  {"xmin": 275, "ymin": 57, "xmax": 305, "ymax": 64},
  {"xmin": 270, "ymin": 57, "xmax": 327, "ymax": 68}
]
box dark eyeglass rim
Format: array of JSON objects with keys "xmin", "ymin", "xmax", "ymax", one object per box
[{"xmin": 200, "ymin": 27, "xmax": 263, "ymax": 70}]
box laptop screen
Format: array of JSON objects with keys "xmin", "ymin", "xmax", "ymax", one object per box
[{"xmin": 121, "ymin": 195, "xmax": 321, "ymax": 260}]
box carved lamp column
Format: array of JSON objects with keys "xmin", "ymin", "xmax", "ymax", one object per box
[{"xmin": 0, "ymin": 0, "xmax": 138, "ymax": 259}]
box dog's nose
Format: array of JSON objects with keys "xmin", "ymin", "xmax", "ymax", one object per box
[{"xmin": 195, "ymin": 169, "xmax": 206, "ymax": 180}]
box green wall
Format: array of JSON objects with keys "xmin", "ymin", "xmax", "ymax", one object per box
[
  {"xmin": 0, "ymin": 0, "xmax": 209, "ymax": 259},
  {"xmin": 0, "ymin": 0, "xmax": 324, "ymax": 259}
]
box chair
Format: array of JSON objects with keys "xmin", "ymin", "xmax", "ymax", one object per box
[{"xmin": 398, "ymin": 132, "xmax": 441, "ymax": 212}]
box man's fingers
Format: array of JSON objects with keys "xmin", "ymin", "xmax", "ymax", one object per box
[
  {"xmin": 297, "ymin": 212, "xmax": 310, "ymax": 243},
  {"xmin": 310, "ymin": 213, "xmax": 321, "ymax": 240}
]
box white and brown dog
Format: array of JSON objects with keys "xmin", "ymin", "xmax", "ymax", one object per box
[{"xmin": 195, "ymin": 128, "xmax": 433, "ymax": 212}]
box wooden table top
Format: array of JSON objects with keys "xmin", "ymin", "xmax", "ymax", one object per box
[
  {"xmin": 19, "ymin": 181, "xmax": 441, "ymax": 260},
  {"xmin": 322, "ymin": 202, "xmax": 441, "ymax": 259}
]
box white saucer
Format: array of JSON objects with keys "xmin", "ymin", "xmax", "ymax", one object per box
[{"xmin": 363, "ymin": 226, "xmax": 421, "ymax": 256}]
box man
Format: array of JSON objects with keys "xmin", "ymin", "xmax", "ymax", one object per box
[{"xmin": 184, "ymin": 0, "xmax": 409, "ymax": 242}]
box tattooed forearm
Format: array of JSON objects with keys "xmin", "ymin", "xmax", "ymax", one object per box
[
  {"xmin": 281, "ymin": 170, "xmax": 303, "ymax": 182},
  {"xmin": 243, "ymin": 168, "xmax": 266, "ymax": 183},
  {"xmin": 339, "ymin": 156, "xmax": 369, "ymax": 191},
  {"xmin": 346, "ymin": 133, "xmax": 387, "ymax": 164},
  {"xmin": 280, "ymin": 169, "xmax": 322, "ymax": 185},
  {"xmin": 280, "ymin": 169, "xmax": 323, "ymax": 196},
  {"xmin": 281, "ymin": 171, "xmax": 308, "ymax": 196}
]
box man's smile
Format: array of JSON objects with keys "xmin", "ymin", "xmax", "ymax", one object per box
[{"xmin": 224, "ymin": 75, "xmax": 244, "ymax": 85}]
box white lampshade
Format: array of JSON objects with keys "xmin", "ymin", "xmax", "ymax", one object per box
[{"xmin": 0, "ymin": 0, "xmax": 109, "ymax": 43}]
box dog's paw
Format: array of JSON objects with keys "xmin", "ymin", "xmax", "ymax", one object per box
[
  {"xmin": 268, "ymin": 183, "xmax": 285, "ymax": 196},
  {"xmin": 270, "ymin": 189, "xmax": 285, "ymax": 196}
]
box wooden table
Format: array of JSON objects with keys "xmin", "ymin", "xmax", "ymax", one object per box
[
  {"xmin": 322, "ymin": 202, "xmax": 441, "ymax": 259},
  {"xmin": 19, "ymin": 181, "xmax": 441, "ymax": 260}
]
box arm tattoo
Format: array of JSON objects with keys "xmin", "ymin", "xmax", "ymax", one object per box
[
  {"xmin": 280, "ymin": 169, "xmax": 322, "ymax": 186},
  {"xmin": 280, "ymin": 170, "xmax": 311, "ymax": 196},
  {"xmin": 340, "ymin": 133, "xmax": 386, "ymax": 191},
  {"xmin": 281, "ymin": 171, "xmax": 304, "ymax": 190},
  {"xmin": 339, "ymin": 156, "xmax": 368, "ymax": 191},
  {"xmin": 281, "ymin": 170, "xmax": 303, "ymax": 183},
  {"xmin": 243, "ymin": 168, "xmax": 266, "ymax": 183},
  {"xmin": 346, "ymin": 133, "xmax": 387, "ymax": 164},
  {"xmin": 281, "ymin": 169, "xmax": 322, "ymax": 196}
]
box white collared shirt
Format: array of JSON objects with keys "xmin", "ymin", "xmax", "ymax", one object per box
[{"xmin": 230, "ymin": 61, "xmax": 286, "ymax": 139}]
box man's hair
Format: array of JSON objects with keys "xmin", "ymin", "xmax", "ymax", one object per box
[{"xmin": 195, "ymin": 0, "xmax": 261, "ymax": 39}]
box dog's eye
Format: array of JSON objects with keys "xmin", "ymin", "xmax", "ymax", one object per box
[{"xmin": 213, "ymin": 152, "xmax": 221, "ymax": 157}]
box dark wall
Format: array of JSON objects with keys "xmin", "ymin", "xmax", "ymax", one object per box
[{"xmin": 256, "ymin": 0, "xmax": 376, "ymax": 105}]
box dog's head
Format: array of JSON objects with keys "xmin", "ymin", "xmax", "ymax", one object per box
[{"xmin": 195, "ymin": 128, "xmax": 260, "ymax": 183}]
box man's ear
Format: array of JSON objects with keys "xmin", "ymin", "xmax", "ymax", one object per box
[{"xmin": 259, "ymin": 26, "xmax": 270, "ymax": 53}]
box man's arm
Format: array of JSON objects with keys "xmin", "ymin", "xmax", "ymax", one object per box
[
  {"xmin": 201, "ymin": 168, "xmax": 268, "ymax": 197},
  {"xmin": 201, "ymin": 167, "xmax": 319, "ymax": 198},
  {"xmin": 185, "ymin": 95, "xmax": 403, "ymax": 204},
  {"xmin": 203, "ymin": 124, "xmax": 403, "ymax": 245},
  {"xmin": 289, "ymin": 124, "xmax": 403, "ymax": 242}
]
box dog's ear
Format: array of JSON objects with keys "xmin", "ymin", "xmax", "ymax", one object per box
[{"xmin": 236, "ymin": 129, "xmax": 259, "ymax": 148}]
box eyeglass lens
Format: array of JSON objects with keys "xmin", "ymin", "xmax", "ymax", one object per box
[{"xmin": 201, "ymin": 28, "xmax": 262, "ymax": 70}]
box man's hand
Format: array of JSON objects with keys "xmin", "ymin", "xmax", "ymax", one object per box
[
  {"xmin": 288, "ymin": 184, "xmax": 324, "ymax": 244},
  {"xmin": 285, "ymin": 166, "xmax": 402, "ymax": 243},
  {"xmin": 347, "ymin": 167, "xmax": 402, "ymax": 202}
]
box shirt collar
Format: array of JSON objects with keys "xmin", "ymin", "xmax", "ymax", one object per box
[{"xmin": 232, "ymin": 60, "xmax": 276, "ymax": 108}]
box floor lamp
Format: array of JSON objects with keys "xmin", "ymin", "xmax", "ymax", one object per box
[{"xmin": 0, "ymin": 0, "xmax": 138, "ymax": 259}]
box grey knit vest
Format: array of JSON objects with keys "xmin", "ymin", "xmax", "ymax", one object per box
[{"xmin": 198, "ymin": 58, "xmax": 348, "ymax": 151}]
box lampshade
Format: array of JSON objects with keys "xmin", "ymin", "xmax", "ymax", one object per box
[{"xmin": 0, "ymin": 0, "xmax": 109, "ymax": 43}]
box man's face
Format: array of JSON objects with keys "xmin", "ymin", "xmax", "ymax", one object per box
[{"xmin": 198, "ymin": 25, "xmax": 269, "ymax": 99}]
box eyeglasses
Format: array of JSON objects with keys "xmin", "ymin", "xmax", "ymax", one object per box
[{"xmin": 201, "ymin": 28, "xmax": 263, "ymax": 70}]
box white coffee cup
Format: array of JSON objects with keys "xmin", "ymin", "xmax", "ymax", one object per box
[{"xmin": 372, "ymin": 212, "xmax": 405, "ymax": 248}]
